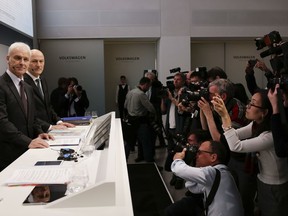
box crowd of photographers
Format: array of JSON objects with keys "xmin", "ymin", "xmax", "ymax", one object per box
[{"xmin": 122, "ymin": 31, "xmax": 288, "ymax": 216}]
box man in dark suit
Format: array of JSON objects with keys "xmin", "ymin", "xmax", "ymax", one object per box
[
  {"xmin": 0, "ymin": 42, "xmax": 52, "ymax": 171},
  {"xmin": 24, "ymin": 49, "xmax": 74, "ymax": 132}
]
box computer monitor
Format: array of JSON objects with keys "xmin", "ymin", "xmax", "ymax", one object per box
[{"xmin": 80, "ymin": 113, "xmax": 112, "ymax": 151}]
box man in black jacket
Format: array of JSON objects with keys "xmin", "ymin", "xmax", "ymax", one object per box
[
  {"xmin": 0, "ymin": 43, "xmax": 52, "ymax": 171},
  {"xmin": 25, "ymin": 49, "xmax": 74, "ymax": 132},
  {"xmin": 268, "ymin": 84, "xmax": 288, "ymax": 157}
]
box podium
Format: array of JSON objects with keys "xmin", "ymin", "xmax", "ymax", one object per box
[{"xmin": 0, "ymin": 112, "xmax": 133, "ymax": 216}]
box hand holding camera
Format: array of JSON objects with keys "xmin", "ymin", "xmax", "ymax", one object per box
[{"xmin": 173, "ymin": 148, "xmax": 186, "ymax": 160}]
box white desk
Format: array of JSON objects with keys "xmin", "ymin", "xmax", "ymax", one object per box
[{"xmin": 0, "ymin": 113, "xmax": 133, "ymax": 216}]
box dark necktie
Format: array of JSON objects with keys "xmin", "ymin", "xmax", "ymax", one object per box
[
  {"xmin": 19, "ymin": 80, "xmax": 27, "ymax": 116},
  {"xmin": 35, "ymin": 78, "xmax": 44, "ymax": 99}
]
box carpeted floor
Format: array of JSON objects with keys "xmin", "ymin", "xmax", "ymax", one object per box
[{"xmin": 127, "ymin": 163, "xmax": 173, "ymax": 216}]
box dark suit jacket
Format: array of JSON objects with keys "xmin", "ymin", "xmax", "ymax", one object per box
[
  {"xmin": 50, "ymin": 87, "xmax": 69, "ymax": 118},
  {"xmin": 70, "ymin": 90, "xmax": 89, "ymax": 116},
  {"xmin": 0, "ymin": 72, "xmax": 43, "ymax": 170},
  {"xmin": 24, "ymin": 73, "xmax": 61, "ymax": 132}
]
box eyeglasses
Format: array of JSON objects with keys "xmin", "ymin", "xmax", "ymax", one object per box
[
  {"xmin": 197, "ymin": 149, "xmax": 214, "ymax": 155},
  {"xmin": 246, "ymin": 101, "xmax": 264, "ymax": 109}
]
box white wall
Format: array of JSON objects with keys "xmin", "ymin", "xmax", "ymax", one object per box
[
  {"xmin": 35, "ymin": 0, "xmax": 288, "ymax": 39},
  {"xmin": 104, "ymin": 42, "xmax": 156, "ymax": 115},
  {"xmin": 0, "ymin": 44, "xmax": 8, "ymax": 75},
  {"xmin": 191, "ymin": 41, "xmax": 269, "ymax": 97},
  {"xmin": 39, "ymin": 39, "xmax": 105, "ymax": 115}
]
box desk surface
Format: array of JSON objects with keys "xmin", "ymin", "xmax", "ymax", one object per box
[{"xmin": 0, "ymin": 117, "xmax": 133, "ymax": 216}]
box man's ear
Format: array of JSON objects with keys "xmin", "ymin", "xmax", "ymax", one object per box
[
  {"xmin": 211, "ymin": 153, "xmax": 218, "ymax": 163},
  {"xmin": 221, "ymin": 93, "xmax": 227, "ymax": 101}
]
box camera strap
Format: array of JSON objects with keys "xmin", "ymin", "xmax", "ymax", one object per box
[{"xmin": 204, "ymin": 168, "xmax": 221, "ymax": 215}]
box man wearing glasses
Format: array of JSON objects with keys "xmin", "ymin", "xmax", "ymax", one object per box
[
  {"xmin": 197, "ymin": 78, "xmax": 255, "ymax": 216},
  {"xmin": 165, "ymin": 140, "xmax": 244, "ymax": 216}
]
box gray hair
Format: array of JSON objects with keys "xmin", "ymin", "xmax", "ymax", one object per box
[
  {"xmin": 8, "ymin": 42, "xmax": 31, "ymax": 56},
  {"xmin": 208, "ymin": 78, "xmax": 235, "ymax": 100}
]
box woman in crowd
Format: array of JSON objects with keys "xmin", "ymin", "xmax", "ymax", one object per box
[{"xmin": 211, "ymin": 89, "xmax": 288, "ymax": 216}]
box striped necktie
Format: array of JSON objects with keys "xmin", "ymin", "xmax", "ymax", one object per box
[{"xmin": 35, "ymin": 78, "xmax": 44, "ymax": 99}]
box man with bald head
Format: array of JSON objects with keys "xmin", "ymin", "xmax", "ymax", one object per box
[
  {"xmin": 0, "ymin": 42, "xmax": 53, "ymax": 171},
  {"xmin": 24, "ymin": 49, "xmax": 74, "ymax": 132}
]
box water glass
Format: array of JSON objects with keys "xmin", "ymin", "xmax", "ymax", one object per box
[
  {"xmin": 82, "ymin": 144, "xmax": 95, "ymax": 157},
  {"xmin": 91, "ymin": 110, "xmax": 98, "ymax": 118},
  {"xmin": 67, "ymin": 165, "xmax": 89, "ymax": 194},
  {"xmin": 85, "ymin": 111, "xmax": 91, "ymax": 117}
]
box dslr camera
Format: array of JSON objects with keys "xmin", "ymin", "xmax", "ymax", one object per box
[
  {"xmin": 179, "ymin": 86, "xmax": 209, "ymax": 107},
  {"xmin": 158, "ymin": 67, "xmax": 182, "ymax": 98},
  {"xmin": 165, "ymin": 133, "xmax": 199, "ymax": 171},
  {"xmin": 74, "ymin": 85, "xmax": 83, "ymax": 91},
  {"xmin": 171, "ymin": 133, "xmax": 199, "ymax": 163},
  {"xmin": 179, "ymin": 66, "xmax": 209, "ymax": 107}
]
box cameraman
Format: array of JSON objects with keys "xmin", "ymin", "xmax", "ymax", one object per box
[
  {"xmin": 245, "ymin": 59, "xmax": 273, "ymax": 95},
  {"xmin": 268, "ymin": 84, "xmax": 288, "ymax": 157},
  {"xmin": 161, "ymin": 72, "xmax": 188, "ymax": 148},
  {"xmin": 165, "ymin": 140, "xmax": 244, "ymax": 216},
  {"xmin": 165, "ymin": 129, "xmax": 211, "ymax": 190},
  {"xmin": 178, "ymin": 70, "xmax": 208, "ymax": 132},
  {"xmin": 198, "ymin": 79, "xmax": 256, "ymax": 216},
  {"xmin": 65, "ymin": 77, "xmax": 89, "ymax": 117}
]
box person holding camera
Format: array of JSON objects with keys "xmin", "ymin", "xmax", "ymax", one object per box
[
  {"xmin": 165, "ymin": 140, "xmax": 244, "ymax": 216},
  {"xmin": 208, "ymin": 66, "xmax": 249, "ymax": 105},
  {"xmin": 65, "ymin": 77, "xmax": 89, "ymax": 117},
  {"xmin": 245, "ymin": 59, "xmax": 273, "ymax": 95},
  {"xmin": 198, "ymin": 78, "xmax": 256, "ymax": 216},
  {"xmin": 212, "ymin": 89, "xmax": 288, "ymax": 216},
  {"xmin": 268, "ymin": 84, "xmax": 288, "ymax": 157},
  {"xmin": 161, "ymin": 72, "xmax": 189, "ymax": 189}
]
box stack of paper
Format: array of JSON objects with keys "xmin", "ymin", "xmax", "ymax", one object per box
[{"xmin": 6, "ymin": 167, "xmax": 70, "ymax": 186}]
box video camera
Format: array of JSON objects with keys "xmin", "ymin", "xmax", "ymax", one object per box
[
  {"xmin": 254, "ymin": 31, "xmax": 288, "ymax": 90},
  {"xmin": 158, "ymin": 67, "xmax": 182, "ymax": 98},
  {"xmin": 179, "ymin": 67, "xmax": 209, "ymax": 107}
]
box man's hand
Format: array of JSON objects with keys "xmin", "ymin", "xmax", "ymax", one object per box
[
  {"xmin": 255, "ymin": 60, "xmax": 270, "ymax": 72},
  {"xmin": 173, "ymin": 148, "xmax": 186, "ymax": 160},
  {"xmin": 59, "ymin": 122, "xmax": 75, "ymax": 128},
  {"xmin": 38, "ymin": 133, "xmax": 54, "ymax": 140},
  {"xmin": 268, "ymin": 84, "xmax": 280, "ymax": 114},
  {"xmin": 211, "ymin": 95, "xmax": 228, "ymax": 117},
  {"xmin": 198, "ymin": 97, "xmax": 212, "ymax": 117},
  {"xmin": 28, "ymin": 137, "xmax": 49, "ymax": 148},
  {"xmin": 51, "ymin": 124, "xmax": 67, "ymax": 130}
]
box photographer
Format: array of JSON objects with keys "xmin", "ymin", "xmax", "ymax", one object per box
[
  {"xmin": 251, "ymin": 30, "xmax": 288, "ymax": 158},
  {"xmin": 212, "ymin": 89, "xmax": 288, "ymax": 216},
  {"xmin": 198, "ymin": 78, "xmax": 256, "ymax": 216},
  {"xmin": 245, "ymin": 59, "xmax": 273, "ymax": 94},
  {"xmin": 65, "ymin": 77, "xmax": 89, "ymax": 117},
  {"xmin": 161, "ymin": 72, "xmax": 188, "ymax": 148},
  {"xmin": 178, "ymin": 70, "xmax": 208, "ymax": 132},
  {"xmin": 165, "ymin": 140, "xmax": 244, "ymax": 216},
  {"xmin": 268, "ymin": 84, "xmax": 288, "ymax": 157},
  {"xmin": 161, "ymin": 71, "xmax": 190, "ymax": 189}
]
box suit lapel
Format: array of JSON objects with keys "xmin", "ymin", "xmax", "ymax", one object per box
[
  {"xmin": 3, "ymin": 73, "xmax": 27, "ymax": 118},
  {"xmin": 24, "ymin": 73, "xmax": 44, "ymax": 102}
]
